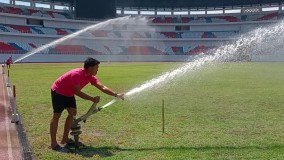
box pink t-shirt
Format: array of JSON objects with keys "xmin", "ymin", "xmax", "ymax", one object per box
[
  {"xmin": 51, "ymin": 68, "xmax": 99, "ymax": 97},
  {"xmin": 6, "ymin": 58, "xmax": 11, "ymax": 64}
]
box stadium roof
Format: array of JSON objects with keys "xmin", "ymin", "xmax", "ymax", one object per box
[
  {"xmin": 31, "ymin": 0, "xmax": 74, "ymax": 5},
  {"xmin": 116, "ymin": 0, "xmax": 284, "ymax": 8},
  {"xmin": 33, "ymin": 0, "xmax": 284, "ymax": 8}
]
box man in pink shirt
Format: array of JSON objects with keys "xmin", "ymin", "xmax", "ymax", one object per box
[
  {"xmin": 50, "ymin": 57, "xmax": 124, "ymax": 152},
  {"xmin": 6, "ymin": 56, "xmax": 12, "ymax": 69}
]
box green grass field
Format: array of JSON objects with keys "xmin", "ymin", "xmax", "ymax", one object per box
[{"xmin": 8, "ymin": 62, "xmax": 284, "ymax": 160}]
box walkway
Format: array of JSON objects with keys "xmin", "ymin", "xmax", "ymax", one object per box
[{"xmin": 0, "ymin": 66, "xmax": 23, "ymax": 160}]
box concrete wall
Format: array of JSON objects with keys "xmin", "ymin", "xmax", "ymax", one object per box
[
  {"xmin": 1, "ymin": 53, "xmax": 284, "ymax": 63},
  {"xmin": 0, "ymin": 15, "xmax": 26, "ymax": 25},
  {"xmin": 43, "ymin": 20, "xmax": 93, "ymax": 29},
  {"xmin": 0, "ymin": 34, "xmax": 55, "ymax": 44}
]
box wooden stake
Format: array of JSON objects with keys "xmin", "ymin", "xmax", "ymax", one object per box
[
  {"xmin": 13, "ymin": 85, "xmax": 16, "ymax": 98},
  {"xmin": 162, "ymin": 99, "xmax": 165, "ymax": 133}
]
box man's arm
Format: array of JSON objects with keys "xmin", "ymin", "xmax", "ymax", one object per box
[
  {"xmin": 94, "ymin": 82, "xmax": 124, "ymax": 99},
  {"xmin": 74, "ymin": 85, "xmax": 100, "ymax": 103}
]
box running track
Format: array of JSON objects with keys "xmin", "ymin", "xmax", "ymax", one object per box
[{"xmin": 0, "ymin": 67, "xmax": 22, "ymax": 160}]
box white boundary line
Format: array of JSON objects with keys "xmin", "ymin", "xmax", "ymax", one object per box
[{"xmin": 1, "ymin": 69, "xmax": 13, "ymax": 160}]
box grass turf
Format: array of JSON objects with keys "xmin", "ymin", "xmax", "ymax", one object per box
[{"xmin": 8, "ymin": 62, "xmax": 284, "ymax": 160}]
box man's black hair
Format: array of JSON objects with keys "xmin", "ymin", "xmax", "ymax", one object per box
[{"xmin": 84, "ymin": 57, "xmax": 100, "ymax": 69}]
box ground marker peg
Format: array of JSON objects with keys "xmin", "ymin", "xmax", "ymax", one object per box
[{"xmin": 162, "ymin": 99, "xmax": 165, "ymax": 133}]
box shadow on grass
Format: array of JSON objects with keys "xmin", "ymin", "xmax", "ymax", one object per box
[
  {"xmin": 69, "ymin": 146, "xmax": 115, "ymax": 158},
  {"xmin": 71, "ymin": 145, "xmax": 284, "ymax": 158}
]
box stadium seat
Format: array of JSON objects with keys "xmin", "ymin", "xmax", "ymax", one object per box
[
  {"xmin": 55, "ymin": 28, "xmax": 69, "ymax": 35},
  {"xmin": 181, "ymin": 17, "xmax": 190, "ymax": 23},
  {"xmin": 186, "ymin": 45, "xmax": 209, "ymax": 55},
  {"xmin": 256, "ymin": 12, "xmax": 278, "ymax": 21},
  {"xmin": 0, "ymin": 6, "xmax": 5, "ymax": 13},
  {"xmin": 29, "ymin": 26, "xmax": 44, "ymax": 34},
  {"xmin": 9, "ymin": 25, "xmax": 32, "ymax": 33},
  {"xmin": 28, "ymin": 43, "xmax": 37, "ymax": 49},
  {"xmin": 8, "ymin": 43, "xmax": 26, "ymax": 52},
  {"xmin": 171, "ymin": 46, "xmax": 184, "ymax": 55},
  {"xmin": 39, "ymin": 27, "xmax": 57, "ymax": 35},
  {"xmin": 216, "ymin": 16, "xmax": 240, "ymax": 22},
  {"xmin": 161, "ymin": 32, "xmax": 177, "ymax": 38},
  {"xmin": 6, "ymin": 7, "xmax": 22, "ymax": 15},
  {"xmin": 0, "ymin": 5, "xmax": 72, "ymax": 19},
  {"xmin": 54, "ymin": 45, "xmax": 87, "ymax": 54},
  {"xmin": 105, "ymin": 45, "xmax": 124, "ymax": 55},
  {"xmin": 201, "ymin": 32, "xmax": 216, "ymax": 38},
  {"xmin": 0, "ymin": 42, "xmax": 19, "ymax": 54},
  {"xmin": 0, "ymin": 25, "xmax": 10, "ymax": 32},
  {"xmin": 27, "ymin": 9, "xmax": 42, "ymax": 17},
  {"xmin": 91, "ymin": 30, "xmax": 109, "ymax": 37}
]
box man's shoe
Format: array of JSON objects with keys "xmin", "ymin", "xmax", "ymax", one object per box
[
  {"xmin": 65, "ymin": 138, "xmax": 86, "ymax": 148},
  {"xmin": 52, "ymin": 145, "xmax": 69, "ymax": 153}
]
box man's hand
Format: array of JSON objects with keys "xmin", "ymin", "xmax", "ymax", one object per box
[
  {"xmin": 91, "ymin": 96, "xmax": 100, "ymax": 103},
  {"xmin": 115, "ymin": 93, "xmax": 125, "ymax": 100}
]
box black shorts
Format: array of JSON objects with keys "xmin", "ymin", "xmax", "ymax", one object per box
[{"xmin": 51, "ymin": 90, "xmax": 76, "ymax": 113}]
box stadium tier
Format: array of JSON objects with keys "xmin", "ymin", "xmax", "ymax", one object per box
[
  {"xmin": 0, "ymin": 4, "xmax": 281, "ymax": 22},
  {"xmin": 0, "ymin": 24, "xmax": 239, "ymax": 38},
  {"xmin": 0, "ymin": 42, "xmax": 214, "ymax": 55},
  {"xmin": 0, "ymin": 5, "xmax": 72, "ymax": 19},
  {"xmin": 151, "ymin": 12, "xmax": 282, "ymax": 23},
  {"xmin": 0, "ymin": 24, "xmax": 74, "ymax": 35}
]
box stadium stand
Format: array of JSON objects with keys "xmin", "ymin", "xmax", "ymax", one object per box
[
  {"xmin": 0, "ymin": 24, "xmax": 73, "ymax": 35},
  {"xmin": 0, "ymin": 41, "xmax": 214, "ymax": 55},
  {"xmin": 8, "ymin": 25, "xmax": 32, "ymax": 33},
  {"xmin": 0, "ymin": 5, "xmax": 72, "ymax": 19},
  {"xmin": 0, "ymin": 0, "xmax": 284, "ymax": 62},
  {"xmin": 0, "ymin": 23, "xmax": 239, "ymax": 38},
  {"xmin": 0, "ymin": 42, "xmax": 21, "ymax": 54},
  {"xmin": 151, "ymin": 12, "xmax": 281, "ymax": 23}
]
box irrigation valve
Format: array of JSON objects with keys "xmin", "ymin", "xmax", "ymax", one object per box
[{"xmin": 69, "ymin": 98, "xmax": 121, "ymax": 151}]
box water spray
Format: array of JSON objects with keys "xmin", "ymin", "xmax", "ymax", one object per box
[{"xmin": 93, "ymin": 20, "xmax": 284, "ymax": 111}]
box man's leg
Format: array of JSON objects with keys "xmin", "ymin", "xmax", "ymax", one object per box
[
  {"xmin": 50, "ymin": 113, "xmax": 62, "ymax": 148},
  {"xmin": 61, "ymin": 107, "xmax": 76, "ymax": 144}
]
